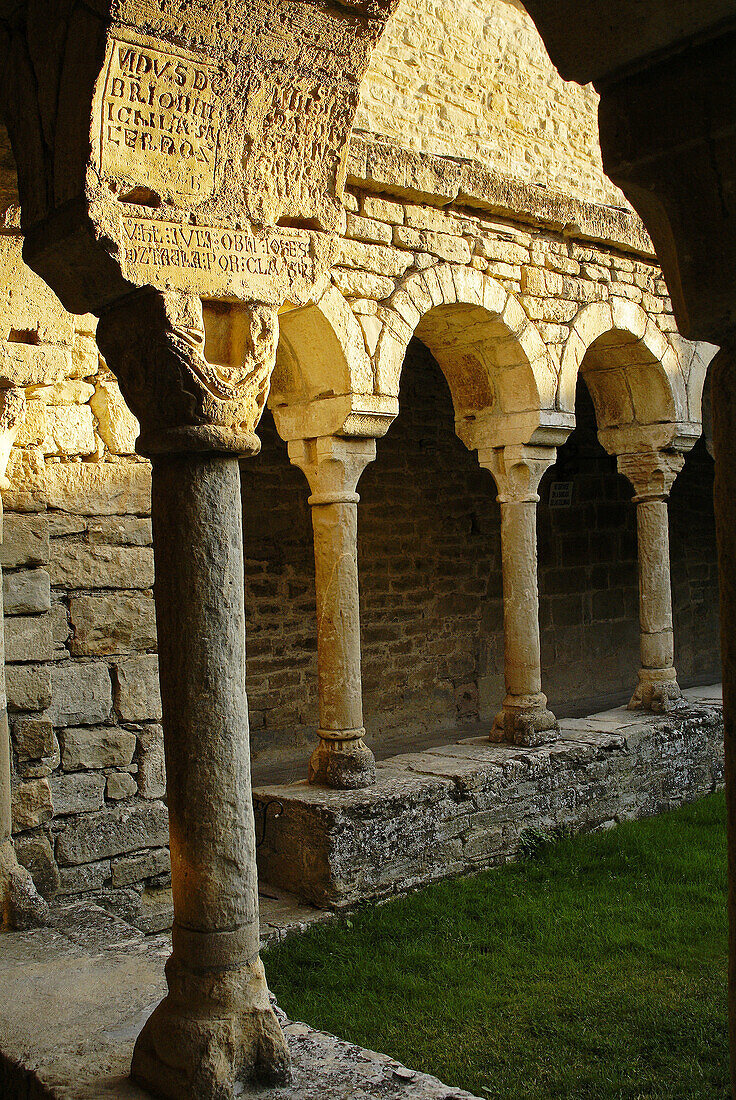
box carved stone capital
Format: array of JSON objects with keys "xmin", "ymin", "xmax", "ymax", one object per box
[
  {"xmin": 288, "ymin": 436, "xmax": 376, "ymax": 506},
  {"xmin": 96, "ymin": 290, "xmax": 278, "ymax": 457},
  {"xmin": 477, "ymin": 444, "xmax": 557, "ymax": 504},
  {"xmin": 617, "ymin": 450, "xmax": 685, "ymax": 502}
]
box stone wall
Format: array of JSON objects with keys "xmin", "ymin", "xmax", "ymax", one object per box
[{"xmin": 357, "ymin": 0, "xmax": 626, "ymax": 209}]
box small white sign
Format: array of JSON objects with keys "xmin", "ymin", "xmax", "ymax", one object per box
[{"xmin": 549, "ymin": 481, "xmax": 574, "ymax": 508}]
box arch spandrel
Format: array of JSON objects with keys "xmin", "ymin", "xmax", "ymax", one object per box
[{"xmin": 374, "ymin": 264, "xmax": 560, "ymax": 449}]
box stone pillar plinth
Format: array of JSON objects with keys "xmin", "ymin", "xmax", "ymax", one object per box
[
  {"xmin": 0, "ymin": 389, "xmax": 47, "ymax": 929},
  {"xmin": 96, "ymin": 292, "xmax": 290, "ymax": 1099},
  {"xmin": 289, "ymin": 436, "xmax": 376, "ymax": 788},
  {"xmin": 478, "ymin": 444, "xmax": 558, "ymax": 746},
  {"xmin": 618, "ymin": 450, "xmax": 685, "ymax": 713}
]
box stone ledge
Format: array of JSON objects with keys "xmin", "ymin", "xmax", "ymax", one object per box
[
  {"xmin": 346, "ymin": 135, "xmax": 655, "ymax": 258},
  {"xmin": 0, "ymin": 925, "xmax": 481, "ymax": 1100},
  {"xmin": 255, "ymin": 702, "xmax": 724, "ymax": 909}
]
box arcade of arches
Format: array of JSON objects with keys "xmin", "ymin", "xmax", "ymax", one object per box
[{"xmin": 0, "ymin": 0, "xmax": 730, "ymax": 1095}]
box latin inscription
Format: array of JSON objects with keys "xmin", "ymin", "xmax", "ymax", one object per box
[
  {"xmin": 99, "ymin": 34, "xmax": 220, "ymax": 199},
  {"xmin": 121, "ymin": 216, "xmax": 314, "ymax": 297}
]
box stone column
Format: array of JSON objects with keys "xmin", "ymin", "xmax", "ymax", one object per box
[
  {"xmin": 0, "ymin": 388, "xmax": 47, "ymax": 930},
  {"xmin": 618, "ymin": 450, "xmax": 684, "ymax": 712},
  {"xmin": 478, "ymin": 444, "xmax": 558, "ymax": 746},
  {"xmin": 96, "ymin": 291, "xmax": 290, "ymax": 1099},
  {"xmin": 289, "ymin": 436, "xmax": 376, "ymax": 788}
]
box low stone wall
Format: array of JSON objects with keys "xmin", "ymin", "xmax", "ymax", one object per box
[{"xmin": 255, "ymin": 703, "xmax": 724, "ymax": 908}]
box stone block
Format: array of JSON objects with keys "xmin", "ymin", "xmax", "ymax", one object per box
[
  {"xmin": 345, "ymin": 214, "xmax": 393, "ymax": 245},
  {"xmin": 137, "ymin": 724, "xmax": 166, "ymax": 799},
  {"xmin": 111, "ymin": 847, "xmax": 170, "ymax": 888},
  {"xmin": 11, "ymin": 778, "xmax": 53, "ymax": 831},
  {"xmin": 113, "ymin": 656, "xmax": 162, "ymax": 721},
  {"xmin": 48, "ymin": 515, "xmax": 87, "ymax": 537},
  {"xmin": 0, "ymin": 514, "xmax": 50, "ymax": 568},
  {"xmin": 14, "ymin": 400, "xmax": 47, "ymax": 447},
  {"xmin": 331, "ymin": 269, "xmax": 395, "ymax": 300},
  {"xmin": 59, "ymin": 725, "xmax": 136, "ymax": 770},
  {"xmin": 0, "ymin": 342, "xmax": 70, "ymax": 387},
  {"xmin": 69, "ymin": 593, "xmax": 157, "ymax": 655},
  {"xmin": 55, "ymin": 801, "xmax": 169, "ymax": 865},
  {"xmin": 106, "ymin": 771, "xmax": 137, "ymax": 800},
  {"xmin": 56, "ymin": 859, "xmax": 111, "ymax": 895},
  {"xmin": 361, "ymin": 196, "xmax": 404, "ymax": 223},
  {"xmin": 4, "ymin": 615, "xmax": 54, "ymax": 662},
  {"xmin": 336, "ymin": 239, "xmax": 413, "ymax": 277},
  {"xmin": 43, "ymin": 406, "xmax": 96, "ymax": 457},
  {"xmin": 6, "ymin": 663, "xmax": 52, "ymax": 712},
  {"xmin": 14, "ymin": 833, "xmax": 60, "ymax": 899},
  {"xmin": 90, "ymin": 377, "xmax": 139, "ymax": 455},
  {"xmin": 49, "ymin": 772, "xmax": 106, "ymax": 815},
  {"xmin": 49, "ymin": 662, "xmax": 113, "ymax": 727},
  {"xmin": 3, "ymin": 568, "xmax": 51, "ymax": 613},
  {"xmin": 51, "ymin": 604, "xmax": 71, "ymax": 648},
  {"xmin": 27, "ymin": 379, "xmax": 95, "ymax": 405},
  {"xmin": 87, "ymin": 517, "xmax": 152, "ymax": 546},
  {"xmin": 42, "ymin": 461, "xmax": 151, "ymax": 515},
  {"xmin": 71, "ymin": 333, "xmax": 100, "ymax": 379},
  {"xmin": 12, "ymin": 715, "xmax": 55, "ymax": 761},
  {"xmin": 50, "ymin": 543, "xmax": 154, "ymax": 590}
]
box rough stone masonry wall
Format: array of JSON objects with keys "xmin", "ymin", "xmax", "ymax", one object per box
[{"xmin": 357, "ymin": 0, "xmax": 626, "ymax": 209}]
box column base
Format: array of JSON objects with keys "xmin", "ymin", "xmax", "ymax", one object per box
[
  {"xmin": 628, "ymin": 668, "xmax": 682, "ymax": 713},
  {"xmin": 490, "ymin": 696, "xmax": 559, "ymax": 747},
  {"xmin": 0, "ymin": 839, "xmax": 48, "ymax": 930},
  {"xmin": 308, "ymin": 732, "xmax": 376, "ymax": 789},
  {"xmin": 131, "ymin": 950, "xmax": 291, "ymax": 1100}
]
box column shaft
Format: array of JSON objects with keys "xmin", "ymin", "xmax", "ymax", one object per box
[
  {"xmin": 636, "ymin": 497, "xmax": 676, "ymax": 673},
  {"xmin": 131, "ymin": 453, "xmax": 290, "ymax": 1099}
]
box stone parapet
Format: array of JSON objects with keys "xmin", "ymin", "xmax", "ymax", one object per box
[{"xmin": 255, "ymin": 702, "xmax": 723, "ymax": 909}]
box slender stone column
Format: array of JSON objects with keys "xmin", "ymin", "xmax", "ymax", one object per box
[
  {"xmin": 96, "ymin": 291, "xmax": 290, "ymax": 1099},
  {"xmin": 618, "ymin": 450, "xmax": 684, "ymax": 712},
  {"xmin": 289, "ymin": 436, "xmax": 376, "ymax": 788},
  {"xmin": 0, "ymin": 388, "xmax": 47, "ymax": 929},
  {"xmin": 478, "ymin": 444, "xmax": 558, "ymax": 746}
]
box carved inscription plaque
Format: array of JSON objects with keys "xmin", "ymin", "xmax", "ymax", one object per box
[
  {"xmin": 98, "ymin": 34, "xmax": 220, "ymax": 201},
  {"xmin": 120, "ymin": 216, "xmax": 318, "ymax": 301}
]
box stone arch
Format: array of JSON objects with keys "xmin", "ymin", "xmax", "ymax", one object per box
[
  {"xmin": 559, "ymin": 300, "xmax": 689, "ymax": 440},
  {"xmin": 374, "ymin": 264, "xmax": 558, "ymax": 446}
]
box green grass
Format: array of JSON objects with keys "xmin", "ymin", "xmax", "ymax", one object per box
[{"xmin": 266, "ymin": 793, "xmax": 729, "ymax": 1099}]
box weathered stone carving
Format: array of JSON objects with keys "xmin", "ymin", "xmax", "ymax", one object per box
[
  {"xmin": 618, "ymin": 449, "xmax": 685, "ymax": 713},
  {"xmin": 0, "ymin": 387, "xmax": 48, "ymax": 928},
  {"xmin": 477, "ymin": 443, "xmax": 559, "ymax": 746}
]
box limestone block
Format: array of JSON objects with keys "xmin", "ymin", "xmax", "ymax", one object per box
[
  {"xmin": 106, "ymin": 772, "xmax": 137, "ymax": 800},
  {"xmin": 71, "ymin": 333, "xmax": 100, "ymax": 379},
  {"xmin": 55, "ymin": 801, "xmax": 169, "ymax": 865},
  {"xmin": 345, "ymin": 214, "xmax": 392, "ymax": 245},
  {"xmin": 49, "ymin": 663, "xmax": 113, "ymax": 727},
  {"xmin": 50, "ymin": 772, "xmax": 106, "ymax": 815},
  {"xmin": 331, "ymin": 269, "xmax": 395, "ymax": 299},
  {"xmin": 342, "ymin": 192, "xmax": 359, "ymax": 213},
  {"xmin": 362, "ymin": 196, "xmax": 404, "ymax": 223},
  {"xmin": 137, "ymin": 724, "xmax": 166, "ymax": 800},
  {"xmin": 43, "ymin": 461, "xmax": 151, "ymax": 515},
  {"xmin": 87, "ymin": 517, "xmax": 152, "ymax": 546},
  {"xmin": 57, "ymin": 859, "xmax": 111, "ymax": 895},
  {"xmin": 392, "ymin": 225, "xmax": 423, "ymax": 251},
  {"xmin": 43, "ymin": 406, "xmax": 96, "ymax": 457},
  {"xmin": 111, "ymin": 847, "xmax": 170, "ymax": 888},
  {"xmin": 476, "ymin": 238, "xmax": 530, "ymax": 265},
  {"xmin": 421, "ymin": 231, "xmax": 472, "ymax": 264},
  {"xmin": 0, "ymin": 343, "xmax": 70, "ymax": 387},
  {"xmin": 113, "ymin": 656, "xmax": 162, "ymax": 722},
  {"xmin": 27, "ymin": 380, "xmax": 96, "ymax": 405},
  {"xmin": 3, "ymin": 568, "xmax": 51, "ymax": 613},
  {"xmin": 520, "ymin": 265, "xmax": 564, "ymax": 296},
  {"xmin": 6, "ymin": 664, "xmax": 52, "ymax": 712},
  {"xmin": 11, "ymin": 778, "xmax": 53, "ymax": 831},
  {"xmin": 48, "ymin": 515, "xmax": 87, "ymax": 537},
  {"xmin": 51, "ymin": 544, "xmax": 154, "ymax": 590},
  {"xmin": 90, "ymin": 377, "xmax": 139, "ymax": 455},
  {"xmin": 69, "ymin": 593, "xmax": 157, "ymax": 656},
  {"xmin": 13, "ymin": 716, "xmax": 55, "ymax": 761},
  {"xmin": 59, "ymin": 725, "xmax": 136, "ymax": 770},
  {"xmin": 51, "ymin": 604, "xmax": 71, "ymax": 649},
  {"xmin": 2, "ymin": 449, "xmax": 46, "ymax": 512},
  {"xmin": 358, "ymin": 314, "xmax": 382, "ymax": 357},
  {"xmin": 0, "ymin": 515, "xmax": 50, "ymax": 568},
  {"xmin": 14, "ymin": 833, "xmax": 59, "ymax": 898},
  {"xmin": 5, "ymin": 615, "xmax": 54, "ymax": 662},
  {"xmin": 403, "ymin": 205, "xmax": 466, "ymax": 234},
  {"xmin": 336, "ymin": 239, "xmax": 413, "ymax": 277},
  {"xmin": 14, "ymin": 400, "xmax": 47, "ymax": 446}
]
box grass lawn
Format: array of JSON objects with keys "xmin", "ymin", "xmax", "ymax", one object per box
[{"xmin": 266, "ymin": 792, "xmax": 728, "ymax": 1100}]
